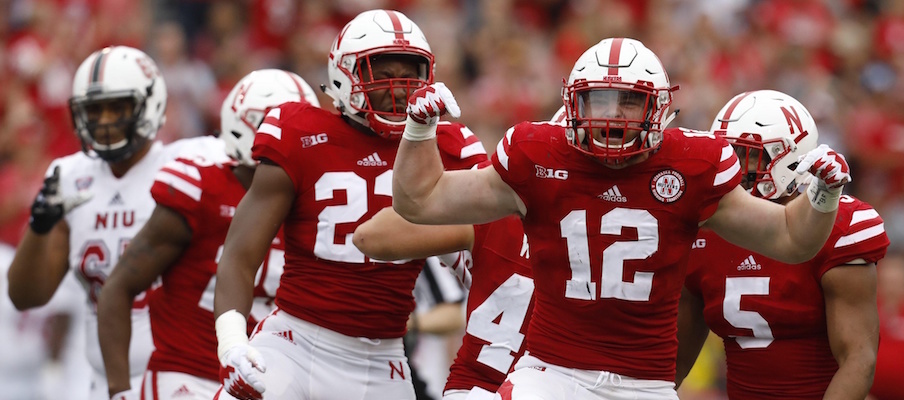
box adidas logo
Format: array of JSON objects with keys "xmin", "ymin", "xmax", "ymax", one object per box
[
  {"xmin": 273, "ymin": 330, "xmax": 295, "ymax": 344},
  {"xmin": 172, "ymin": 384, "xmax": 192, "ymax": 397},
  {"xmin": 599, "ymin": 185, "xmax": 627, "ymax": 202},
  {"xmin": 737, "ymin": 255, "xmax": 762, "ymax": 271},
  {"xmin": 109, "ymin": 192, "xmax": 124, "ymax": 206},
  {"xmin": 357, "ymin": 152, "xmax": 388, "ymax": 167}
]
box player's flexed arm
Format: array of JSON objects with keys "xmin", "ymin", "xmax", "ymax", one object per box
[
  {"xmin": 704, "ymin": 146, "xmax": 851, "ymax": 263},
  {"xmin": 393, "ymin": 83, "xmax": 523, "ymax": 225}
]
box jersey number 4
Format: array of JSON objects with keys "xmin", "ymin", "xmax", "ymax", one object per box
[{"xmin": 466, "ymin": 273, "xmax": 534, "ymax": 374}]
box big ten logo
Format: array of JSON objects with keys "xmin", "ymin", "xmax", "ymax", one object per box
[
  {"xmin": 535, "ymin": 165, "xmax": 568, "ymax": 180},
  {"xmin": 301, "ymin": 133, "xmax": 328, "ymax": 148},
  {"xmin": 691, "ymin": 238, "xmax": 706, "ymax": 249}
]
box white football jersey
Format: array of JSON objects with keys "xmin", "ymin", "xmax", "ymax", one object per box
[{"xmin": 49, "ymin": 136, "xmax": 227, "ymax": 380}]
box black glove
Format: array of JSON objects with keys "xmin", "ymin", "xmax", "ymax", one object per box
[{"xmin": 29, "ymin": 166, "xmax": 91, "ymax": 234}]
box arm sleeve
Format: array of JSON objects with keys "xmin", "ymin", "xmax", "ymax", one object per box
[
  {"xmin": 817, "ymin": 202, "xmax": 889, "ymax": 278},
  {"xmin": 151, "ymin": 159, "xmax": 204, "ymax": 233},
  {"xmin": 700, "ymin": 140, "xmax": 742, "ymax": 221},
  {"xmin": 436, "ymin": 122, "xmax": 488, "ymax": 170}
]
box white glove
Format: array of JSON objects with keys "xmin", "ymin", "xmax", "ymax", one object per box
[
  {"xmin": 438, "ymin": 251, "xmax": 473, "ymax": 290},
  {"xmin": 403, "ymin": 82, "xmax": 461, "ymax": 141},
  {"xmin": 220, "ymin": 344, "xmax": 267, "ymax": 400},
  {"xmin": 109, "ymin": 389, "xmax": 139, "ymax": 400},
  {"xmin": 794, "ymin": 144, "xmax": 851, "ymax": 213},
  {"xmin": 217, "ymin": 310, "xmax": 266, "ymax": 400}
]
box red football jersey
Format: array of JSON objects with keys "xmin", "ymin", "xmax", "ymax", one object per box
[
  {"xmin": 251, "ymin": 102, "xmax": 486, "ymax": 339},
  {"xmin": 445, "ymin": 215, "xmax": 533, "ymax": 393},
  {"xmin": 145, "ymin": 157, "xmax": 285, "ymax": 380},
  {"xmin": 491, "ymin": 124, "xmax": 741, "ymax": 381},
  {"xmin": 685, "ymin": 196, "xmax": 888, "ymax": 399}
]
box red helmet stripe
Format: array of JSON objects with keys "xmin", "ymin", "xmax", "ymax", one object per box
[
  {"xmin": 283, "ymin": 71, "xmax": 306, "ymax": 102},
  {"xmin": 385, "ymin": 10, "xmax": 405, "ymax": 41},
  {"xmin": 607, "ymin": 38, "xmax": 624, "ymax": 76},
  {"xmin": 719, "ymin": 91, "xmax": 753, "ymax": 130}
]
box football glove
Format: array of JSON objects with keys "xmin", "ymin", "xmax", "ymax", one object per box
[
  {"xmin": 403, "ymin": 82, "xmax": 461, "ymax": 141},
  {"xmin": 794, "ymin": 144, "xmax": 851, "ymax": 213},
  {"xmin": 29, "ymin": 165, "xmax": 92, "ymax": 234},
  {"xmin": 217, "ymin": 310, "xmax": 266, "ymax": 400}
]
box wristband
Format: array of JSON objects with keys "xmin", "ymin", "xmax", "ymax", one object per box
[
  {"xmin": 216, "ymin": 309, "xmax": 249, "ymax": 361},
  {"xmin": 402, "ymin": 117, "xmax": 438, "ymax": 142},
  {"xmin": 805, "ymin": 179, "xmax": 841, "ymax": 213}
]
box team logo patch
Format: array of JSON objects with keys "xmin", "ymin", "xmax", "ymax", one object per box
[
  {"xmin": 650, "ymin": 170, "xmax": 685, "ymax": 203},
  {"xmin": 76, "ymin": 176, "xmax": 93, "ymax": 190}
]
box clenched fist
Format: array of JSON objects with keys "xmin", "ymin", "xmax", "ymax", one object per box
[
  {"xmin": 794, "ymin": 144, "xmax": 851, "ymax": 213},
  {"xmin": 403, "ymin": 82, "xmax": 461, "ymax": 141}
]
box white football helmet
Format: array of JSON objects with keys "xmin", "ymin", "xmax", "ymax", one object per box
[
  {"xmin": 324, "ymin": 9, "xmax": 434, "ymax": 140},
  {"xmin": 711, "ymin": 90, "xmax": 819, "ymax": 199},
  {"xmin": 220, "ymin": 69, "xmax": 320, "ymax": 166},
  {"xmin": 69, "ymin": 46, "xmax": 167, "ymax": 162},
  {"xmin": 562, "ymin": 38, "xmax": 676, "ymax": 164}
]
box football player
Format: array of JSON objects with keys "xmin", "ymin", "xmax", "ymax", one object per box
[
  {"xmin": 354, "ymin": 207, "xmax": 532, "ymax": 400},
  {"xmin": 392, "ymin": 38, "xmax": 852, "ymax": 399},
  {"xmin": 7, "ymin": 46, "xmax": 227, "ymax": 400},
  {"xmin": 211, "ymin": 9, "xmax": 486, "ymax": 400},
  {"xmin": 96, "ymin": 69, "xmax": 319, "ymax": 400},
  {"xmin": 676, "ymin": 90, "xmax": 887, "ymax": 399}
]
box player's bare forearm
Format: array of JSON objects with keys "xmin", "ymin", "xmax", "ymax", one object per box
[
  {"xmin": 675, "ymin": 287, "xmax": 709, "ymax": 387},
  {"xmin": 784, "ymin": 194, "xmax": 837, "ymax": 261},
  {"xmin": 96, "ymin": 279, "xmax": 136, "ymax": 396},
  {"xmin": 823, "ymin": 265, "xmax": 879, "ymax": 400},
  {"xmin": 7, "ymin": 223, "xmax": 70, "ymax": 310},
  {"xmin": 98, "ymin": 207, "xmax": 191, "ymax": 396},
  {"xmin": 214, "ymin": 163, "xmax": 291, "ymax": 318},
  {"xmin": 706, "ymin": 186, "xmax": 832, "ymax": 264},
  {"xmin": 392, "ymin": 138, "xmax": 445, "ymax": 222},
  {"xmin": 353, "ymin": 207, "xmax": 473, "ymax": 260}
]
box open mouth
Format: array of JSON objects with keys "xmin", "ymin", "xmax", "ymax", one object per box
[{"xmin": 607, "ymin": 128, "xmax": 625, "ymax": 144}]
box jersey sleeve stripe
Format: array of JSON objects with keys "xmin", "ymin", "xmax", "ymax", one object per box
[
  {"xmin": 258, "ymin": 122, "xmax": 281, "ymax": 140},
  {"xmin": 155, "ymin": 170, "xmax": 202, "ymax": 201},
  {"xmin": 461, "ymin": 141, "xmax": 487, "ymax": 159},
  {"xmin": 834, "ymin": 223, "xmax": 886, "ymax": 248},
  {"xmin": 495, "ymin": 127, "xmax": 515, "ymax": 171},
  {"xmin": 713, "ymin": 160, "xmax": 740, "ymax": 186},
  {"xmin": 720, "ymin": 144, "xmax": 734, "ymax": 161},
  {"xmin": 850, "ymin": 209, "xmax": 880, "ymax": 226},
  {"xmin": 161, "ymin": 161, "xmax": 201, "ymax": 181}
]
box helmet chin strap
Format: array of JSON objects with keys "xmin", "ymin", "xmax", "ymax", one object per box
[{"xmin": 662, "ymin": 109, "xmax": 679, "ymax": 130}]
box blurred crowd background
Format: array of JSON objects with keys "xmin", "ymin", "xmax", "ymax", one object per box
[{"xmin": 0, "ymin": 0, "xmax": 903, "ymax": 399}]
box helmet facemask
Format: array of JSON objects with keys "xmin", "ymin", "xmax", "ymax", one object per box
[
  {"xmin": 564, "ymin": 82, "xmax": 670, "ymax": 166},
  {"xmin": 69, "ymin": 90, "xmax": 149, "ymax": 163},
  {"xmin": 342, "ymin": 52, "xmax": 433, "ymax": 139},
  {"xmin": 726, "ymin": 134, "xmax": 800, "ymax": 199},
  {"xmin": 325, "ymin": 9, "xmax": 436, "ymax": 141}
]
